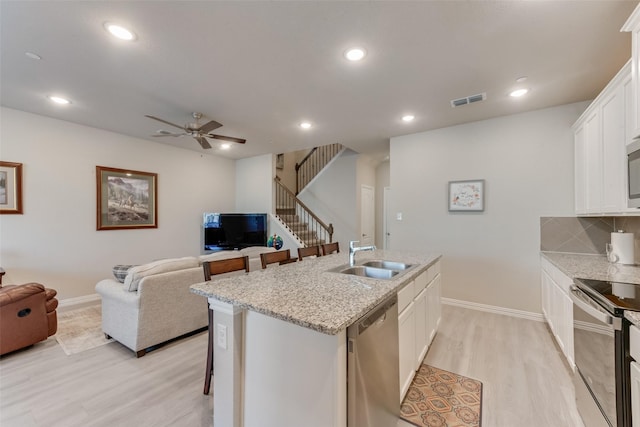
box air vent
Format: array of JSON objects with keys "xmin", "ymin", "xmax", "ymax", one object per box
[{"xmin": 450, "ymin": 92, "xmax": 487, "ymax": 108}]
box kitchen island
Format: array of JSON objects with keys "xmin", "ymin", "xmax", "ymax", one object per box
[{"xmin": 190, "ymin": 249, "xmax": 441, "ymax": 427}]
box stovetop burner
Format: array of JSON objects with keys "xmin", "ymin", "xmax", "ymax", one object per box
[{"xmin": 575, "ymin": 278, "xmax": 640, "ymax": 315}]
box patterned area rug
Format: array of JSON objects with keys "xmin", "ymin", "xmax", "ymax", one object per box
[
  {"xmin": 400, "ymin": 364, "xmax": 483, "ymax": 427},
  {"xmin": 55, "ymin": 305, "xmax": 112, "ymax": 355}
]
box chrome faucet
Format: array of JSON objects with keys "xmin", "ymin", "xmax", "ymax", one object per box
[{"xmin": 349, "ymin": 240, "xmax": 376, "ymax": 267}]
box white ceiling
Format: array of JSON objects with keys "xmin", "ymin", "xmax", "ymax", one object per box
[{"xmin": 1, "ymin": 1, "xmax": 637, "ymax": 161}]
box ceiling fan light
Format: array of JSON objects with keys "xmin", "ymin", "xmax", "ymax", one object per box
[
  {"xmin": 104, "ymin": 22, "xmax": 137, "ymax": 41},
  {"xmin": 220, "ymin": 143, "xmax": 231, "ymax": 150},
  {"xmin": 300, "ymin": 122, "xmax": 312, "ymax": 129}
]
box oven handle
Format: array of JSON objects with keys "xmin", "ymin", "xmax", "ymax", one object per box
[{"xmin": 569, "ymin": 286, "xmax": 622, "ymax": 331}]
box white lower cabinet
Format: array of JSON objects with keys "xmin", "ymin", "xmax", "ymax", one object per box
[
  {"xmin": 414, "ymin": 287, "xmax": 428, "ymax": 367},
  {"xmin": 427, "ymin": 274, "xmax": 441, "ymax": 344},
  {"xmin": 398, "ymin": 299, "xmax": 416, "ymax": 401},
  {"xmin": 398, "ymin": 260, "xmax": 441, "ymax": 401},
  {"xmin": 632, "ymin": 361, "xmax": 640, "ymax": 427},
  {"xmin": 540, "ymin": 257, "xmax": 574, "ymax": 370}
]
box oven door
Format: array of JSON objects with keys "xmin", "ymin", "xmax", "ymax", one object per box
[{"xmin": 570, "ymin": 285, "xmax": 622, "ymax": 427}]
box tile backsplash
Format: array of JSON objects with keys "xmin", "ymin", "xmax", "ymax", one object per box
[{"xmin": 540, "ymin": 216, "xmax": 640, "ymax": 255}]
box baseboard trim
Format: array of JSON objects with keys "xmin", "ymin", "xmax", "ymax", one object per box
[
  {"xmin": 442, "ymin": 297, "xmax": 545, "ymax": 322},
  {"xmin": 58, "ymin": 293, "xmax": 101, "ymax": 309}
]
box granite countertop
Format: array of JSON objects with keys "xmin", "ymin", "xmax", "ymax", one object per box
[
  {"xmin": 628, "ymin": 311, "xmax": 640, "ymax": 327},
  {"xmin": 541, "ymin": 252, "xmax": 640, "ymax": 327},
  {"xmin": 190, "ymin": 249, "xmax": 441, "ymax": 335}
]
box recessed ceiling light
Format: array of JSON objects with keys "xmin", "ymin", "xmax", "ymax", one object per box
[
  {"xmin": 47, "ymin": 95, "xmax": 71, "ymax": 105},
  {"xmin": 104, "ymin": 22, "xmax": 136, "ymax": 41},
  {"xmin": 220, "ymin": 143, "xmax": 231, "ymax": 150},
  {"xmin": 516, "ymin": 76, "xmax": 528, "ymax": 83},
  {"xmin": 510, "ymin": 88, "xmax": 529, "ymax": 97},
  {"xmin": 344, "ymin": 48, "xmax": 366, "ymax": 61},
  {"xmin": 25, "ymin": 52, "xmax": 41, "ymax": 60},
  {"xmin": 402, "ymin": 115, "xmax": 415, "ymax": 122},
  {"xmin": 300, "ymin": 122, "xmax": 312, "ymax": 129}
]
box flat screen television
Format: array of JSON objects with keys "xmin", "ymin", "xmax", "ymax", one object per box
[{"xmin": 203, "ymin": 213, "xmax": 268, "ymax": 252}]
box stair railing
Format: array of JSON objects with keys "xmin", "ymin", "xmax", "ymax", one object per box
[
  {"xmin": 295, "ymin": 143, "xmax": 343, "ymax": 194},
  {"xmin": 275, "ymin": 177, "xmax": 333, "ymax": 245}
]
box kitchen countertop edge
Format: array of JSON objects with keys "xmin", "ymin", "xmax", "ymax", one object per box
[
  {"xmin": 541, "ymin": 251, "xmax": 640, "ymax": 327},
  {"xmin": 191, "ymin": 250, "xmax": 441, "ymax": 335}
]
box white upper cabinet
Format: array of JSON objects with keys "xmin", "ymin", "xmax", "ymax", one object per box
[
  {"xmin": 573, "ymin": 61, "xmax": 634, "ymax": 215},
  {"xmin": 601, "ymin": 81, "xmax": 627, "ymax": 212},
  {"xmin": 623, "ymin": 4, "xmax": 640, "ymax": 142}
]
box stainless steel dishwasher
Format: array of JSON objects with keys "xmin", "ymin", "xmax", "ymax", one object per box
[{"xmin": 347, "ymin": 294, "xmax": 399, "ymax": 427}]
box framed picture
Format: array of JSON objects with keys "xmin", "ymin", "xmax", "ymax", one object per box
[
  {"xmin": 0, "ymin": 161, "xmax": 23, "ymax": 214},
  {"xmin": 276, "ymin": 153, "xmax": 284, "ymax": 169},
  {"xmin": 96, "ymin": 166, "xmax": 157, "ymax": 230},
  {"xmin": 448, "ymin": 179, "xmax": 485, "ymax": 212}
]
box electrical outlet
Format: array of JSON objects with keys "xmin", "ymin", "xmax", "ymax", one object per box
[{"xmin": 216, "ymin": 323, "xmax": 227, "ymax": 350}]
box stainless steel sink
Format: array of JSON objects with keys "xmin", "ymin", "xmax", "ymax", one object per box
[
  {"xmin": 361, "ymin": 260, "xmax": 413, "ymax": 271},
  {"xmin": 337, "ymin": 266, "xmax": 399, "ymax": 280}
]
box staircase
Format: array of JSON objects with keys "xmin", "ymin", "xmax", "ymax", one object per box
[
  {"xmin": 274, "ymin": 179, "xmax": 333, "ymax": 247},
  {"xmin": 295, "ymin": 143, "xmax": 343, "ymax": 195},
  {"xmin": 274, "ymin": 143, "xmax": 343, "ymax": 247}
]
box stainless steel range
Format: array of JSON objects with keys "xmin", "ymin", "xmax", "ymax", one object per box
[{"xmin": 570, "ymin": 278, "xmax": 640, "ymax": 427}]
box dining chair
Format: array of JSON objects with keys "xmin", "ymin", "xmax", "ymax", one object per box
[
  {"xmin": 297, "ymin": 245, "xmax": 322, "ymax": 261},
  {"xmin": 260, "ymin": 249, "xmax": 293, "ymax": 269},
  {"xmin": 321, "ymin": 242, "xmax": 340, "ymax": 256},
  {"xmin": 202, "ymin": 255, "xmax": 249, "ymax": 395}
]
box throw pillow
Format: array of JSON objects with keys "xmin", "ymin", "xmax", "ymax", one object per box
[{"xmin": 112, "ymin": 264, "xmax": 137, "ymax": 283}]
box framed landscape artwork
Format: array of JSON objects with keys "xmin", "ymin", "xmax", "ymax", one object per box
[
  {"xmin": 0, "ymin": 161, "xmax": 23, "ymax": 214},
  {"xmin": 448, "ymin": 179, "xmax": 485, "ymax": 212},
  {"xmin": 96, "ymin": 166, "xmax": 157, "ymax": 230}
]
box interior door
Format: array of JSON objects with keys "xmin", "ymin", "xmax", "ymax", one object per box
[
  {"xmin": 383, "ymin": 186, "xmax": 391, "ymax": 249},
  {"xmin": 360, "ymin": 185, "xmax": 375, "ymax": 247}
]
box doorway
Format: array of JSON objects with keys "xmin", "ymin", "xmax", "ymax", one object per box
[{"xmin": 360, "ymin": 185, "xmax": 375, "ymax": 246}]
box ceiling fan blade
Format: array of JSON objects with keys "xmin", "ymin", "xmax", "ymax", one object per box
[
  {"xmin": 152, "ymin": 130, "xmax": 185, "ymax": 137},
  {"xmin": 145, "ymin": 115, "xmax": 186, "ymax": 131},
  {"xmin": 207, "ymin": 134, "xmax": 247, "ymax": 144},
  {"xmin": 198, "ymin": 120, "xmax": 223, "ymax": 134},
  {"xmin": 195, "ymin": 136, "xmax": 212, "ymax": 149}
]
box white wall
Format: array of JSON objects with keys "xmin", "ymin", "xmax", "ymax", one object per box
[
  {"xmin": 390, "ymin": 102, "xmax": 588, "ymax": 313},
  {"xmin": 235, "ymin": 154, "xmax": 274, "ymax": 213},
  {"xmin": 0, "ymin": 107, "xmax": 235, "ymax": 300}
]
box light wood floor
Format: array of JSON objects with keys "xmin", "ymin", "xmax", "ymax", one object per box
[
  {"xmin": 398, "ymin": 305, "xmax": 585, "ymax": 427},
  {"xmin": 1, "ymin": 305, "xmax": 584, "ymax": 427}
]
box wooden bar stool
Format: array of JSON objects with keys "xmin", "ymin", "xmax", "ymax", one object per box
[
  {"xmin": 201, "ymin": 255, "xmax": 249, "ymax": 395},
  {"xmin": 297, "ymin": 245, "xmax": 322, "ymax": 261},
  {"xmin": 260, "ymin": 249, "xmax": 294, "ymax": 269},
  {"xmin": 321, "ymin": 242, "xmax": 340, "ymax": 256}
]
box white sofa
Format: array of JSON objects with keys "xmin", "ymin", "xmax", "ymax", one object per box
[{"xmin": 95, "ymin": 247, "xmax": 276, "ymax": 357}]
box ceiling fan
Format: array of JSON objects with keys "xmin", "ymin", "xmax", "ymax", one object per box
[{"xmin": 145, "ymin": 112, "xmax": 246, "ymax": 149}]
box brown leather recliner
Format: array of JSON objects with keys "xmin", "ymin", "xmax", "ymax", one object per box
[{"xmin": 0, "ymin": 283, "xmax": 58, "ymax": 355}]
